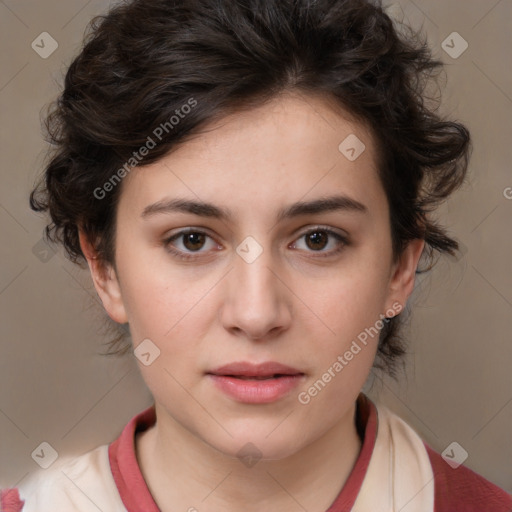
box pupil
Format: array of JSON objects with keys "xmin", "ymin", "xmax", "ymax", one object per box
[
  {"xmin": 307, "ymin": 231, "xmax": 327, "ymax": 250},
  {"xmin": 184, "ymin": 232, "xmax": 204, "ymax": 251}
]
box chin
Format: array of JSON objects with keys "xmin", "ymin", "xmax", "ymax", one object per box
[{"xmin": 202, "ymin": 427, "xmax": 305, "ymax": 463}]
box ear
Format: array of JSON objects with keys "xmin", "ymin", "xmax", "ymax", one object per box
[
  {"xmin": 78, "ymin": 229, "xmax": 128, "ymax": 324},
  {"xmin": 384, "ymin": 238, "xmax": 425, "ymax": 315}
]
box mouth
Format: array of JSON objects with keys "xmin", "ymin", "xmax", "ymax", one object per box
[
  {"xmin": 206, "ymin": 361, "xmax": 305, "ymax": 403},
  {"xmin": 207, "ymin": 361, "xmax": 304, "ymax": 379},
  {"xmin": 218, "ymin": 374, "xmax": 302, "ymax": 380}
]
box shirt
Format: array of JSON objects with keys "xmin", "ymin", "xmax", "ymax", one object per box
[{"xmin": 2, "ymin": 393, "xmax": 511, "ymax": 511}]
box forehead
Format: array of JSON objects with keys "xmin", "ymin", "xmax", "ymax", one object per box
[{"xmin": 117, "ymin": 91, "xmax": 384, "ymax": 220}]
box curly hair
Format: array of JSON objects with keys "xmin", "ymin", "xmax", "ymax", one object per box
[{"xmin": 29, "ymin": 0, "xmax": 471, "ymax": 377}]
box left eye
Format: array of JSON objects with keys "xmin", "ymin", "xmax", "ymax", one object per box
[{"xmin": 291, "ymin": 228, "xmax": 348, "ymax": 255}]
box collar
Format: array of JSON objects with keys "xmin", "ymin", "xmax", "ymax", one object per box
[{"xmin": 108, "ymin": 392, "xmax": 378, "ymax": 511}]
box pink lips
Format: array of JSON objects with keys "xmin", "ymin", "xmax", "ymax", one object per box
[{"xmin": 206, "ymin": 361, "xmax": 305, "ymax": 403}]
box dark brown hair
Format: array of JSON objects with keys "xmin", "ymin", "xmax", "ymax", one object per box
[{"xmin": 29, "ymin": 0, "xmax": 471, "ymax": 377}]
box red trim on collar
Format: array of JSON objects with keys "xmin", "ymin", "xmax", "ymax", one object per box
[
  {"xmin": 108, "ymin": 405, "xmax": 159, "ymax": 512},
  {"xmin": 108, "ymin": 393, "xmax": 378, "ymax": 511},
  {"xmin": 326, "ymin": 393, "xmax": 378, "ymax": 511},
  {"xmin": 0, "ymin": 488, "xmax": 25, "ymax": 512}
]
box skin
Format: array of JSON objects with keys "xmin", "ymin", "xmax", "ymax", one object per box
[{"xmin": 79, "ymin": 91, "xmax": 424, "ymax": 512}]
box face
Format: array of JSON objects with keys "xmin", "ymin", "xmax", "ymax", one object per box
[{"xmin": 81, "ymin": 91, "xmax": 423, "ymax": 460}]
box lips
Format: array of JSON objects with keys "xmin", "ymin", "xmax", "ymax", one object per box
[
  {"xmin": 207, "ymin": 361, "xmax": 304, "ymax": 379},
  {"xmin": 206, "ymin": 362, "xmax": 305, "ymax": 403}
]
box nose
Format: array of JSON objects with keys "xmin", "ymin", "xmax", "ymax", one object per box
[{"xmin": 220, "ymin": 241, "xmax": 292, "ymax": 341}]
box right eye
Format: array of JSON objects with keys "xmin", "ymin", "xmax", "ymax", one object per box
[{"xmin": 163, "ymin": 229, "xmax": 221, "ymax": 261}]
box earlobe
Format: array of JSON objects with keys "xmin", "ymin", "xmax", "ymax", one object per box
[
  {"xmin": 386, "ymin": 238, "xmax": 425, "ymax": 312},
  {"xmin": 78, "ymin": 229, "xmax": 128, "ymax": 324}
]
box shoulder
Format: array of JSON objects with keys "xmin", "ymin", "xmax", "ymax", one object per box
[
  {"xmin": 373, "ymin": 401, "xmax": 511, "ymax": 511},
  {"xmin": 424, "ymin": 443, "xmax": 512, "ymax": 512},
  {"xmin": 11, "ymin": 444, "xmax": 126, "ymax": 512}
]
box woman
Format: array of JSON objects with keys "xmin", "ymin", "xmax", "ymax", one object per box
[{"xmin": 2, "ymin": 0, "xmax": 510, "ymax": 510}]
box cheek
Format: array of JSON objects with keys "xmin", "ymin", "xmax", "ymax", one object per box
[
  {"xmin": 297, "ymin": 261, "xmax": 391, "ymax": 337},
  {"xmin": 125, "ymin": 276, "xmax": 211, "ymax": 397},
  {"xmin": 291, "ymin": 254, "xmax": 391, "ymax": 386},
  {"xmin": 125, "ymin": 282, "xmax": 211, "ymax": 343},
  {"xmin": 115, "ymin": 236, "xmax": 205, "ymax": 329}
]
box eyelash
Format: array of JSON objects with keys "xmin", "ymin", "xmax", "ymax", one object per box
[{"xmin": 163, "ymin": 226, "xmax": 349, "ymax": 261}]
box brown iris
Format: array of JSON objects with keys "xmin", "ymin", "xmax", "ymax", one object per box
[
  {"xmin": 182, "ymin": 232, "xmax": 206, "ymax": 251},
  {"xmin": 305, "ymin": 231, "xmax": 328, "ymax": 251}
]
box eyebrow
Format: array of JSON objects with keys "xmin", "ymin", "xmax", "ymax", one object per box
[{"xmin": 141, "ymin": 194, "xmax": 368, "ymax": 222}]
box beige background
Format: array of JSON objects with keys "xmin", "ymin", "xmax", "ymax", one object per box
[{"xmin": 1, "ymin": 0, "xmax": 511, "ymax": 494}]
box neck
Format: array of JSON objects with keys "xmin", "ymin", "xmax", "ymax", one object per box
[{"xmin": 136, "ymin": 401, "xmax": 363, "ymax": 512}]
